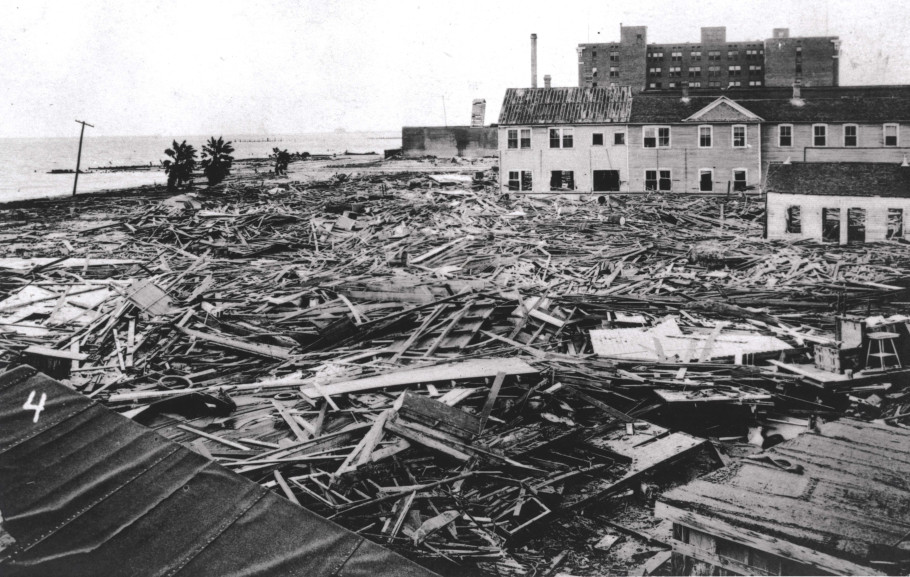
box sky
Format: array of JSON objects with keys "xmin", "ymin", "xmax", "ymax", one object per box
[{"xmin": 2, "ymin": 0, "xmax": 910, "ymax": 138}]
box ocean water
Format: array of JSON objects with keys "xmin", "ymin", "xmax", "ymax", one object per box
[{"xmin": 0, "ymin": 132, "xmax": 401, "ymax": 203}]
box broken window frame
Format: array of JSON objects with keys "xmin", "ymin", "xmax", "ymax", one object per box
[
  {"xmin": 732, "ymin": 169, "xmax": 747, "ymax": 191},
  {"xmin": 813, "ymin": 124, "xmax": 827, "ymax": 147},
  {"xmin": 822, "ymin": 207, "xmax": 840, "ymax": 242},
  {"xmin": 888, "ymin": 208, "xmax": 904, "ymax": 239},
  {"xmin": 786, "ymin": 206, "xmax": 802, "ymax": 233},
  {"xmin": 699, "ymin": 169, "xmax": 713, "ymax": 192},
  {"xmin": 843, "ymin": 124, "xmax": 858, "ymax": 147},
  {"xmin": 778, "ymin": 124, "xmax": 793, "ymax": 147},
  {"xmin": 549, "ymin": 170, "xmax": 576, "ymax": 191},
  {"xmin": 732, "ymin": 125, "xmax": 747, "ymax": 148},
  {"xmin": 698, "ymin": 125, "xmax": 713, "ymax": 148},
  {"xmin": 884, "ymin": 123, "xmax": 899, "ymax": 147},
  {"xmin": 508, "ymin": 170, "xmax": 533, "ymax": 192}
]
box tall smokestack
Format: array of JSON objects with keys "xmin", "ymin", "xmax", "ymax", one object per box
[
  {"xmin": 544, "ymin": 75, "xmax": 551, "ymax": 89},
  {"xmin": 531, "ymin": 34, "xmax": 538, "ymax": 88}
]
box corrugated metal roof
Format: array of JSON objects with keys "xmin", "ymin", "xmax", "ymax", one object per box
[
  {"xmin": 498, "ymin": 86, "xmax": 633, "ymax": 125},
  {"xmin": 658, "ymin": 419, "xmax": 910, "ymax": 575},
  {"xmin": 766, "ymin": 162, "xmax": 910, "ymax": 197},
  {"xmin": 0, "ymin": 365, "xmax": 435, "ymax": 577}
]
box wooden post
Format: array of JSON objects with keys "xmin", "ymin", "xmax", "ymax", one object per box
[{"xmin": 72, "ymin": 119, "xmax": 94, "ymax": 196}]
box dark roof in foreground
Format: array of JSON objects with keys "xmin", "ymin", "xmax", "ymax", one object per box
[
  {"xmin": 0, "ymin": 365, "xmax": 435, "ymax": 577},
  {"xmin": 498, "ymin": 86, "xmax": 632, "ymax": 125},
  {"xmin": 657, "ymin": 419, "xmax": 910, "ymax": 576},
  {"xmin": 765, "ymin": 162, "xmax": 910, "ymax": 197}
]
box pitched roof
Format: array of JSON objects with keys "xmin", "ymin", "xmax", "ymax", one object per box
[
  {"xmin": 628, "ymin": 95, "xmax": 722, "ymax": 123},
  {"xmin": 498, "ymin": 86, "xmax": 632, "ymax": 125},
  {"xmin": 766, "ymin": 162, "xmax": 910, "ymax": 197},
  {"xmin": 658, "ymin": 419, "xmax": 910, "ymax": 576},
  {"xmin": 682, "ymin": 96, "xmax": 764, "ymax": 122}
]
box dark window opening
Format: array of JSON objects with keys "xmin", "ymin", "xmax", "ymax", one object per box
[
  {"xmin": 593, "ymin": 133, "xmax": 604, "ymax": 146},
  {"xmin": 848, "ymin": 207, "xmax": 866, "ymax": 243},
  {"xmin": 786, "ymin": 206, "xmax": 801, "ymax": 233},
  {"xmin": 733, "ymin": 170, "xmax": 747, "ymax": 191},
  {"xmin": 822, "ymin": 208, "xmax": 840, "ymax": 242},
  {"xmin": 699, "ymin": 171, "xmax": 713, "ymax": 192},
  {"xmin": 614, "ymin": 132, "xmax": 626, "ymax": 145},
  {"xmin": 549, "ymin": 129, "xmax": 561, "ymax": 148},
  {"xmin": 509, "ymin": 171, "xmax": 533, "ymax": 191},
  {"xmin": 845, "ymin": 125, "xmax": 858, "ymax": 147},
  {"xmin": 593, "ymin": 170, "xmax": 620, "ymax": 192},
  {"xmin": 549, "ymin": 170, "xmax": 575, "ymax": 191},
  {"xmin": 645, "ymin": 170, "xmax": 658, "ymax": 191},
  {"xmin": 888, "ymin": 209, "xmax": 904, "ymax": 239}
]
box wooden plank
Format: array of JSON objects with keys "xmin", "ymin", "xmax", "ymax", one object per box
[
  {"xmin": 274, "ymin": 470, "xmax": 301, "ymax": 506},
  {"xmin": 565, "ymin": 385, "xmax": 634, "ymax": 423},
  {"xmin": 385, "ymin": 418, "xmax": 471, "ymax": 461},
  {"xmin": 178, "ymin": 326, "xmax": 293, "ymax": 360},
  {"xmin": 23, "ymin": 345, "xmax": 88, "ymax": 361},
  {"xmin": 655, "ymin": 503, "xmax": 883, "ymax": 576},
  {"xmin": 177, "ymin": 424, "xmax": 250, "ymax": 451},
  {"xmin": 300, "ymin": 358, "xmax": 536, "ymax": 399},
  {"xmin": 478, "ymin": 372, "xmax": 506, "ymax": 434},
  {"xmin": 271, "ymin": 400, "xmax": 310, "ymax": 442},
  {"xmin": 399, "ymin": 391, "xmax": 480, "ymax": 439}
]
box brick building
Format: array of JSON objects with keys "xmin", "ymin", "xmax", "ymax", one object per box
[{"xmin": 578, "ymin": 26, "xmax": 838, "ymax": 92}]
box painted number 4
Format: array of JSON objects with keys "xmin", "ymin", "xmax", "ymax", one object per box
[{"xmin": 23, "ymin": 391, "xmax": 47, "ymax": 423}]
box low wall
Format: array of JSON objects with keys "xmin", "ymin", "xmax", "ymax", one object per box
[{"xmin": 401, "ymin": 126, "xmax": 498, "ymax": 158}]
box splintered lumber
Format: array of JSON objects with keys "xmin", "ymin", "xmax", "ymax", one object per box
[
  {"xmin": 478, "ymin": 372, "xmax": 506, "ymax": 433},
  {"xmin": 385, "ymin": 417, "xmax": 471, "ymax": 461},
  {"xmin": 413, "ymin": 510, "xmax": 461, "ymax": 545},
  {"xmin": 399, "ymin": 391, "xmax": 480, "ymax": 440},
  {"xmin": 22, "ymin": 345, "xmax": 89, "ymax": 361},
  {"xmin": 177, "ymin": 326, "xmax": 293, "ymax": 360},
  {"xmin": 300, "ymin": 358, "xmax": 536, "ymax": 399},
  {"xmin": 177, "ymin": 424, "xmax": 250, "ymax": 451}
]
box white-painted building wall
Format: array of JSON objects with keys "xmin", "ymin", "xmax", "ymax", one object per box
[
  {"xmin": 498, "ymin": 125, "xmax": 630, "ymax": 193},
  {"xmin": 766, "ymin": 192, "xmax": 910, "ymax": 243}
]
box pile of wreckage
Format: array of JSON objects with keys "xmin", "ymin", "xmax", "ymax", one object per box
[{"xmin": 0, "ymin": 169, "xmax": 909, "ymax": 575}]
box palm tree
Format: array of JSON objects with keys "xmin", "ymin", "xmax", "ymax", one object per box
[
  {"xmin": 162, "ymin": 140, "xmax": 198, "ymax": 191},
  {"xmin": 201, "ymin": 136, "xmax": 235, "ymax": 185},
  {"xmin": 272, "ymin": 147, "xmax": 291, "ymax": 176}
]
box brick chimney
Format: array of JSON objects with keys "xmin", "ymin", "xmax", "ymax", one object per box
[
  {"xmin": 531, "ymin": 34, "xmax": 538, "ymax": 88},
  {"xmin": 544, "ymin": 74, "xmax": 551, "ymax": 89},
  {"xmin": 792, "ymin": 80, "xmax": 802, "ymax": 100}
]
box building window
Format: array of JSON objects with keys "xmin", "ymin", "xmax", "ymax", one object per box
[
  {"xmin": 749, "ymin": 80, "xmax": 762, "ymax": 86},
  {"xmin": 592, "ymin": 71, "xmax": 598, "ymax": 78},
  {"xmin": 844, "ymin": 124, "xmax": 858, "ymax": 147},
  {"xmin": 732, "ymin": 125, "xmax": 747, "ymax": 148},
  {"xmin": 614, "ymin": 132, "xmax": 626, "ymax": 145},
  {"xmin": 592, "ymin": 50, "xmax": 597, "ymax": 58},
  {"xmin": 592, "ymin": 82, "xmax": 598, "ymax": 87},
  {"xmin": 699, "ymin": 126, "xmax": 712, "ymax": 148},
  {"xmin": 610, "ymin": 66, "xmax": 619, "ymax": 77},
  {"xmin": 549, "ymin": 127, "xmax": 573, "ymax": 148},
  {"xmin": 746, "ymin": 49, "xmax": 762, "ymax": 59},
  {"xmin": 550, "ymin": 170, "xmax": 575, "ymax": 191},
  {"xmin": 795, "ymin": 62, "xmax": 803, "ymax": 74},
  {"xmin": 732, "ymin": 169, "xmax": 747, "ymax": 191},
  {"xmin": 689, "ymin": 66, "xmax": 701, "ymax": 77},
  {"xmin": 671, "ymin": 51, "xmax": 683, "ymax": 61},
  {"xmin": 779, "ymin": 124, "xmax": 793, "ymax": 147},
  {"xmin": 708, "ymin": 81, "xmax": 721, "ymax": 87},
  {"xmin": 649, "ymin": 67, "xmax": 662, "ymax": 75},
  {"xmin": 729, "ymin": 81, "xmax": 741, "ymax": 87},
  {"xmin": 593, "ymin": 133, "xmax": 604, "ymax": 146},
  {"xmin": 508, "ymin": 171, "xmax": 533, "ymax": 191},
  {"xmin": 888, "ymin": 209, "xmax": 904, "ymax": 239},
  {"xmin": 727, "ymin": 50, "xmax": 739, "ymax": 60},
  {"xmin": 729, "ymin": 65, "xmax": 742, "ymax": 76},
  {"xmin": 689, "ymin": 81, "xmax": 701, "ymax": 88},
  {"xmin": 708, "ymin": 66, "xmax": 721, "ymax": 77},
  {"xmin": 796, "ymin": 46, "xmax": 803, "ymax": 54},
  {"xmin": 813, "ymin": 124, "xmax": 828, "ymax": 146},
  {"xmin": 691, "ymin": 51, "xmax": 702, "ymax": 60},
  {"xmin": 507, "ymin": 128, "xmax": 531, "ymax": 149},
  {"xmin": 648, "ymin": 51, "xmax": 664, "ymax": 59},
  {"xmin": 643, "ymin": 126, "xmax": 671, "ymax": 148},
  {"xmin": 610, "ymin": 51, "xmax": 619, "ymax": 62},
  {"xmin": 699, "ymin": 169, "xmax": 713, "ymax": 192},
  {"xmin": 708, "ymin": 51, "xmax": 721, "ymax": 61},
  {"xmin": 649, "ymin": 82, "xmax": 662, "ymax": 89},
  {"xmin": 645, "ymin": 169, "xmax": 672, "ymax": 191},
  {"xmin": 668, "ymin": 82, "xmax": 677, "ymax": 88},
  {"xmin": 884, "ymin": 123, "xmax": 899, "ymax": 147},
  {"xmin": 749, "ymin": 65, "xmax": 762, "ymax": 72},
  {"xmin": 786, "ymin": 206, "xmax": 802, "ymax": 233},
  {"xmin": 669, "ymin": 66, "xmax": 682, "ymax": 77}
]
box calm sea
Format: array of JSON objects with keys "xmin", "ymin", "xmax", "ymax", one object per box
[{"xmin": 0, "ymin": 132, "xmax": 401, "ymax": 203}]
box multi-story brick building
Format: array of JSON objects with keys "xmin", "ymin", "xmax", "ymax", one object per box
[{"xmin": 578, "ymin": 26, "xmax": 838, "ymax": 92}]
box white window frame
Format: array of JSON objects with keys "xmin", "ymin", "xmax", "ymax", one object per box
[
  {"xmin": 643, "ymin": 125, "xmax": 671, "ymax": 148},
  {"xmin": 884, "ymin": 123, "xmax": 900, "ymax": 147},
  {"xmin": 813, "ymin": 124, "xmax": 828, "ymax": 147},
  {"xmin": 732, "ymin": 125, "xmax": 747, "ymax": 148},
  {"xmin": 698, "ymin": 125, "xmax": 713, "ymax": 148},
  {"xmin": 645, "ymin": 169, "xmax": 672, "ymax": 191},
  {"xmin": 507, "ymin": 170, "xmax": 533, "ymax": 192},
  {"xmin": 732, "ymin": 168, "xmax": 748, "ymax": 191},
  {"xmin": 778, "ymin": 124, "xmax": 793, "ymax": 147},
  {"xmin": 507, "ymin": 128, "xmax": 531, "ymax": 149},
  {"xmin": 843, "ymin": 124, "xmax": 858, "ymax": 148},
  {"xmin": 699, "ymin": 169, "xmax": 714, "ymax": 192},
  {"xmin": 549, "ymin": 127, "xmax": 574, "ymax": 149}
]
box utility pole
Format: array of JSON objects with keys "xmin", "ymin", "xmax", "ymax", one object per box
[
  {"xmin": 442, "ymin": 95, "xmax": 447, "ymax": 127},
  {"xmin": 72, "ymin": 119, "xmax": 94, "ymax": 196}
]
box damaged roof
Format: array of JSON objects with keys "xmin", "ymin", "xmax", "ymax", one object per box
[
  {"xmin": 657, "ymin": 419, "xmax": 910, "ymax": 576},
  {"xmin": 498, "ymin": 86, "xmax": 632, "ymax": 125},
  {"xmin": 0, "ymin": 365, "xmax": 434, "ymax": 577},
  {"xmin": 766, "ymin": 162, "xmax": 910, "ymax": 197}
]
